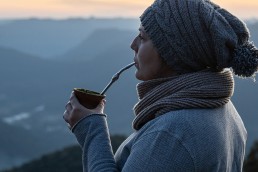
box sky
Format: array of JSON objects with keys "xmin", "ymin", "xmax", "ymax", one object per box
[{"xmin": 0, "ymin": 0, "xmax": 257, "ymax": 20}]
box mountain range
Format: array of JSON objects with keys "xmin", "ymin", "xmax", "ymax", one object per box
[
  {"xmin": 0, "ymin": 18, "xmax": 139, "ymax": 58},
  {"xmin": 0, "ymin": 22, "xmax": 138, "ymax": 169},
  {"xmin": 3, "ymin": 135, "xmax": 126, "ymax": 172},
  {"xmin": 0, "ymin": 18, "xmax": 257, "ymax": 170}
]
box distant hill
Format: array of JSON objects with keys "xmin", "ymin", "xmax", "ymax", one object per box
[
  {"xmin": 0, "ymin": 18, "xmax": 139, "ymax": 58},
  {"xmin": 248, "ymin": 22, "xmax": 258, "ymax": 45},
  {"xmin": 2, "ymin": 135, "xmax": 126, "ymax": 172},
  {"xmin": 0, "ymin": 46, "xmax": 39, "ymax": 61},
  {"xmin": 0, "ymin": 30, "xmax": 138, "ymax": 169},
  {"xmin": 3, "ymin": 136, "xmax": 258, "ymax": 172},
  {"xmin": 0, "ymin": 118, "xmax": 74, "ymax": 170},
  {"xmin": 0, "ymin": 18, "xmax": 257, "ymax": 59},
  {"xmin": 0, "ymin": 120, "xmax": 46, "ymax": 170},
  {"xmin": 57, "ymin": 28, "xmax": 137, "ymax": 62}
]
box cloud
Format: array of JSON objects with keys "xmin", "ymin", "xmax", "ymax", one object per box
[
  {"xmin": 53, "ymin": 0, "xmax": 152, "ymax": 18},
  {"xmin": 60, "ymin": 0, "xmax": 150, "ymax": 8}
]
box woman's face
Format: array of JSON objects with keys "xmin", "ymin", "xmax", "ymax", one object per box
[{"xmin": 131, "ymin": 25, "xmax": 175, "ymax": 81}]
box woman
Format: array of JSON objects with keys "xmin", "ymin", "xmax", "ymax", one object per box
[{"xmin": 63, "ymin": 0, "xmax": 258, "ymax": 171}]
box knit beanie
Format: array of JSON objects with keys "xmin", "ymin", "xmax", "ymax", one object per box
[{"xmin": 140, "ymin": 0, "xmax": 258, "ymax": 77}]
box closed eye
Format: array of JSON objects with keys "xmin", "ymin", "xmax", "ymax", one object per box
[{"xmin": 138, "ymin": 33, "xmax": 144, "ymax": 40}]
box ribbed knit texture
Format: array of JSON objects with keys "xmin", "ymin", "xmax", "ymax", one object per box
[
  {"xmin": 140, "ymin": 0, "xmax": 251, "ymax": 74},
  {"xmin": 133, "ymin": 70, "xmax": 234, "ymax": 130},
  {"xmin": 73, "ymin": 103, "xmax": 247, "ymax": 171}
]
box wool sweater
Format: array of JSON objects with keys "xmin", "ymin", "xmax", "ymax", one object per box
[{"xmin": 73, "ymin": 101, "xmax": 247, "ymax": 172}]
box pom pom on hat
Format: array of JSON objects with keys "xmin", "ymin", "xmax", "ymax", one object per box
[{"xmin": 231, "ymin": 42, "xmax": 258, "ymax": 78}]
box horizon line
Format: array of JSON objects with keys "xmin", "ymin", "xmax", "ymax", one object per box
[
  {"xmin": 0, "ymin": 15, "xmax": 258, "ymax": 21},
  {"xmin": 0, "ymin": 16, "xmax": 141, "ymax": 21}
]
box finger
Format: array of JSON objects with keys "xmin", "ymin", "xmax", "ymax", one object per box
[
  {"xmin": 63, "ymin": 110, "xmax": 69, "ymax": 123},
  {"xmin": 63, "ymin": 110, "xmax": 72, "ymax": 130},
  {"xmin": 101, "ymin": 99, "xmax": 106, "ymax": 106},
  {"xmin": 65, "ymin": 101, "xmax": 72, "ymax": 111},
  {"xmin": 67, "ymin": 123, "xmax": 72, "ymax": 130},
  {"xmin": 70, "ymin": 92, "xmax": 81, "ymax": 108},
  {"xmin": 95, "ymin": 99, "xmax": 106, "ymax": 111},
  {"xmin": 69, "ymin": 91, "xmax": 74, "ymax": 99}
]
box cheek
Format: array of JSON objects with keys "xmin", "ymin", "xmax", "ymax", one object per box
[
  {"xmin": 136, "ymin": 51, "xmax": 163, "ymax": 80},
  {"xmin": 137, "ymin": 45, "xmax": 155, "ymax": 65}
]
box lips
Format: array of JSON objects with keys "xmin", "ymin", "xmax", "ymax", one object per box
[
  {"xmin": 134, "ymin": 61, "xmax": 139, "ymax": 69},
  {"xmin": 133, "ymin": 55, "xmax": 139, "ymax": 69}
]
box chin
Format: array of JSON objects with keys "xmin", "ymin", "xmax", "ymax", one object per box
[
  {"xmin": 136, "ymin": 74, "xmax": 149, "ymax": 81},
  {"xmin": 135, "ymin": 71, "xmax": 144, "ymax": 81}
]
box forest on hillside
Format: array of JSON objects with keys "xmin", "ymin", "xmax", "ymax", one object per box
[
  {"xmin": 2, "ymin": 137, "xmax": 258, "ymax": 172},
  {"xmin": 3, "ymin": 135, "xmax": 126, "ymax": 172}
]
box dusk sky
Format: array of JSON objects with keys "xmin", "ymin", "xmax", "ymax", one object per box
[{"xmin": 0, "ymin": 0, "xmax": 257, "ymax": 20}]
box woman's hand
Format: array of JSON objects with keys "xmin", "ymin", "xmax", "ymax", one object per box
[{"xmin": 63, "ymin": 91, "xmax": 106, "ymax": 130}]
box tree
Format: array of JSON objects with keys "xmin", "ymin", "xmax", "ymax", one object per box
[
  {"xmin": 3, "ymin": 135, "xmax": 126, "ymax": 172},
  {"xmin": 244, "ymin": 140, "xmax": 258, "ymax": 172}
]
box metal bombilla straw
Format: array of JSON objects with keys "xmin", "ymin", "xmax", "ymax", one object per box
[{"xmin": 101, "ymin": 62, "xmax": 135, "ymax": 95}]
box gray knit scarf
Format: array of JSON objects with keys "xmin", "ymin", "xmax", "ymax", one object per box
[{"xmin": 133, "ymin": 70, "xmax": 234, "ymax": 130}]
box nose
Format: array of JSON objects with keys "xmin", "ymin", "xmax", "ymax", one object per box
[{"xmin": 130, "ymin": 36, "xmax": 138, "ymax": 52}]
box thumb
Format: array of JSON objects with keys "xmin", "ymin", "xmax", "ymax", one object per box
[
  {"xmin": 70, "ymin": 92, "xmax": 83, "ymax": 108},
  {"xmin": 94, "ymin": 99, "xmax": 106, "ymax": 114}
]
